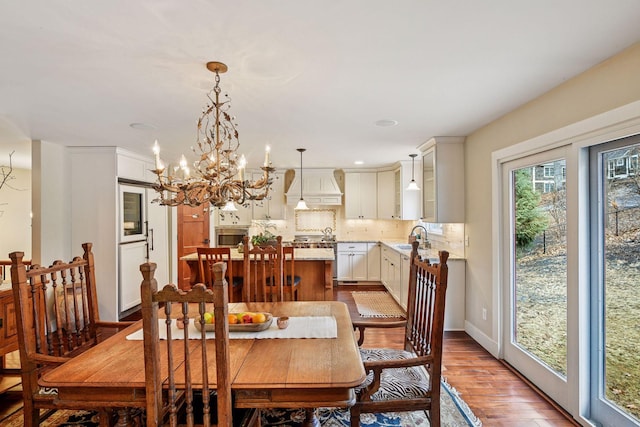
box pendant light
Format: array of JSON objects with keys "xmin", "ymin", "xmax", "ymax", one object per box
[
  {"xmin": 406, "ymin": 154, "xmax": 420, "ymax": 191},
  {"xmin": 295, "ymin": 148, "xmax": 309, "ymax": 210}
]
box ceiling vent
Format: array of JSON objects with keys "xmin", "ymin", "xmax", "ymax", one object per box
[{"xmin": 285, "ymin": 169, "xmax": 343, "ymax": 206}]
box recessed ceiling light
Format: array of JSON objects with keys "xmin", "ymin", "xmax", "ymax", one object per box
[
  {"xmin": 129, "ymin": 122, "xmax": 157, "ymax": 130},
  {"xmin": 354, "ymin": 160, "xmax": 364, "ymax": 165},
  {"xmin": 374, "ymin": 119, "xmax": 398, "ymax": 127}
]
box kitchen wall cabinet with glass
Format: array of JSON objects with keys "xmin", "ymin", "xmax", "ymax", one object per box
[
  {"xmin": 393, "ymin": 160, "xmax": 422, "ymax": 220},
  {"xmin": 344, "ymin": 172, "xmax": 377, "ymax": 219},
  {"xmin": 419, "ymin": 136, "xmax": 465, "ymax": 223}
]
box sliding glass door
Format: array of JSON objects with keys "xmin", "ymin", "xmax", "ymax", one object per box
[
  {"xmin": 501, "ymin": 148, "xmax": 569, "ymax": 408},
  {"xmin": 590, "ymin": 135, "xmax": 640, "ymax": 426}
]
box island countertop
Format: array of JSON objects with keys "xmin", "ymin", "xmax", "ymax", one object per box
[
  {"xmin": 180, "ymin": 247, "xmax": 334, "ymax": 262},
  {"xmin": 179, "ymin": 247, "xmax": 335, "ymax": 301}
]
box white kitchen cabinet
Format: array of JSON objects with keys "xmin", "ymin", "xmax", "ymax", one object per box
[
  {"xmin": 399, "ymin": 253, "xmax": 411, "ymax": 310},
  {"xmin": 337, "ymin": 243, "xmax": 368, "ymax": 281},
  {"xmin": 419, "ymin": 136, "xmax": 465, "ymax": 223},
  {"xmin": 344, "ymin": 172, "xmax": 377, "ymax": 219},
  {"xmin": 117, "ymin": 151, "xmax": 157, "ymax": 183},
  {"xmin": 251, "ymin": 171, "xmax": 285, "ymax": 220},
  {"xmin": 380, "ymin": 246, "xmax": 401, "ymax": 303},
  {"xmin": 393, "ymin": 160, "xmax": 422, "ymax": 220},
  {"xmin": 367, "ymin": 242, "xmax": 381, "ymax": 281},
  {"xmin": 376, "ymin": 170, "xmax": 396, "ymax": 219},
  {"xmin": 444, "ymin": 259, "xmax": 466, "ymax": 330},
  {"xmin": 214, "ymin": 204, "xmax": 252, "ymax": 227}
]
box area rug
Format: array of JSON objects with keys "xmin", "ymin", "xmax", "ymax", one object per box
[
  {"xmin": 261, "ymin": 378, "xmax": 482, "ymax": 426},
  {"xmin": 2, "ymin": 380, "xmax": 481, "ymax": 426},
  {"xmin": 1, "ymin": 409, "xmax": 101, "ymax": 426},
  {"xmin": 352, "ymin": 291, "xmax": 406, "ymax": 318}
]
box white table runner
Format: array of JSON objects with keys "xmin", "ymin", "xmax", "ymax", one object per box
[{"xmin": 125, "ymin": 316, "xmax": 337, "ymax": 340}]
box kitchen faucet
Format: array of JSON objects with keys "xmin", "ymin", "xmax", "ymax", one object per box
[{"xmin": 409, "ymin": 225, "xmax": 430, "ymax": 249}]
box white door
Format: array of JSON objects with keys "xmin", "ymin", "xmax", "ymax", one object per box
[
  {"xmin": 501, "ymin": 148, "xmax": 569, "ymax": 409},
  {"xmin": 146, "ymin": 188, "xmax": 170, "ymax": 286}
]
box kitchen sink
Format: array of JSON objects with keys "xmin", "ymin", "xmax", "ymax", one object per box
[{"xmin": 395, "ymin": 244, "xmax": 413, "ymax": 250}]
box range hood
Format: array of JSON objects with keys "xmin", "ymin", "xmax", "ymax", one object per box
[{"xmin": 286, "ymin": 168, "xmax": 343, "ymax": 206}]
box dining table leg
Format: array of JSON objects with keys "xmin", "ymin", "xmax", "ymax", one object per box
[{"xmin": 302, "ymin": 408, "xmax": 320, "ymax": 427}]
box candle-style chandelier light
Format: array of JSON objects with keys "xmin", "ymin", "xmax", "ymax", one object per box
[{"xmin": 151, "ymin": 61, "xmax": 274, "ymax": 209}]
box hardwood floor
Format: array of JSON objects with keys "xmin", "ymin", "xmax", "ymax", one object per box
[
  {"xmin": 0, "ymin": 284, "xmax": 580, "ymax": 426},
  {"xmin": 337, "ymin": 283, "xmax": 579, "ymax": 427}
]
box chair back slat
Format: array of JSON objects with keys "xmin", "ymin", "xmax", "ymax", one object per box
[
  {"xmin": 405, "ymin": 243, "xmax": 449, "ymax": 380},
  {"xmin": 141, "ymin": 261, "xmax": 232, "ymax": 427},
  {"xmin": 197, "ymin": 247, "xmax": 237, "ymax": 302},
  {"xmin": 242, "ymin": 235, "xmax": 284, "ymax": 302},
  {"xmin": 10, "ymin": 243, "xmax": 103, "ymax": 360},
  {"xmin": 9, "ymin": 242, "xmax": 133, "ymax": 426},
  {"xmin": 282, "ymin": 246, "xmax": 299, "ymax": 301}
]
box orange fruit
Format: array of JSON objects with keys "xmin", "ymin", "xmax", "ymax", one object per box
[
  {"xmin": 252, "ymin": 313, "xmax": 266, "ymax": 323},
  {"xmin": 228, "ymin": 314, "xmax": 239, "ymax": 324}
]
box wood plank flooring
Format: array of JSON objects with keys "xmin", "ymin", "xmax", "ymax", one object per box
[
  {"xmin": 0, "ymin": 283, "xmax": 580, "ymax": 426},
  {"xmin": 338, "ymin": 284, "xmax": 579, "ymax": 426}
]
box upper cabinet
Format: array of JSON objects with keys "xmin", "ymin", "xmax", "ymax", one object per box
[
  {"xmin": 251, "ymin": 171, "xmax": 286, "ymax": 220},
  {"xmin": 214, "ymin": 170, "xmax": 285, "ymax": 225},
  {"xmin": 419, "ymin": 137, "xmax": 465, "ymax": 223},
  {"xmin": 376, "ymin": 170, "xmax": 396, "ymax": 219},
  {"xmin": 344, "ymin": 172, "xmax": 377, "ymax": 219},
  {"xmin": 393, "ymin": 160, "xmax": 422, "ymax": 220}
]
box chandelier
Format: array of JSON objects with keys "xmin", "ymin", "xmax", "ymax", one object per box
[{"xmin": 151, "ymin": 61, "xmax": 274, "ymax": 209}]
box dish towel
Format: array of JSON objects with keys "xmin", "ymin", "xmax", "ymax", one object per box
[{"xmin": 125, "ymin": 316, "xmax": 337, "ymax": 340}]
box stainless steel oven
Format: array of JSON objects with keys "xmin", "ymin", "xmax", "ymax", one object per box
[{"xmin": 215, "ymin": 227, "xmax": 249, "ymax": 248}]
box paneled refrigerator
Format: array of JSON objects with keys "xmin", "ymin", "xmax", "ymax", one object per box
[{"xmin": 118, "ymin": 183, "xmax": 169, "ymax": 316}]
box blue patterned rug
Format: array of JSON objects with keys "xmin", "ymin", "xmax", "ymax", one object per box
[
  {"xmin": 2, "ymin": 379, "xmax": 481, "ymax": 426},
  {"xmin": 261, "ymin": 378, "xmax": 482, "ymax": 426}
]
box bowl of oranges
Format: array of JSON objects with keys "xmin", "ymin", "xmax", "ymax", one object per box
[{"xmin": 195, "ymin": 311, "xmax": 273, "ymax": 332}]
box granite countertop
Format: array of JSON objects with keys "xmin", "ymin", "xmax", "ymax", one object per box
[
  {"xmin": 181, "ymin": 247, "xmax": 335, "ymax": 262},
  {"xmin": 379, "ymin": 241, "xmax": 465, "ymax": 262}
]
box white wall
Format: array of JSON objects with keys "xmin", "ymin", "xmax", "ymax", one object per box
[
  {"xmin": 0, "ymin": 167, "xmax": 31, "ymax": 260},
  {"xmin": 464, "ymin": 42, "xmax": 640, "ymax": 349},
  {"xmin": 32, "ymin": 140, "xmax": 71, "ymax": 264}
]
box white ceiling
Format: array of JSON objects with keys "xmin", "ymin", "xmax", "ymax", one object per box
[{"xmin": 1, "ymin": 1, "xmax": 640, "ymax": 171}]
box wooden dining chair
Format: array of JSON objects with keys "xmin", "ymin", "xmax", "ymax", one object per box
[
  {"xmin": 280, "ymin": 246, "xmax": 301, "ymax": 301},
  {"xmin": 140, "ymin": 261, "xmax": 258, "ymax": 427},
  {"xmin": 241, "ymin": 235, "xmax": 284, "ymax": 302},
  {"xmin": 9, "ymin": 242, "xmax": 136, "ymax": 427},
  {"xmin": 349, "ymin": 241, "xmax": 449, "ymax": 427},
  {"xmin": 197, "ymin": 247, "xmax": 243, "ymax": 302}
]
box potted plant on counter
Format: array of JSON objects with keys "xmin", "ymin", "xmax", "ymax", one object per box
[{"xmin": 251, "ymin": 221, "xmax": 278, "ymax": 247}]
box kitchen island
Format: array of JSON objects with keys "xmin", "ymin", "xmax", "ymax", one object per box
[{"xmin": 180, "ymin": 247, "xmax": 334, "ymax": 301}]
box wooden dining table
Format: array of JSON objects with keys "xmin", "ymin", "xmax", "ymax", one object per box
[{"xmin": 40, "ymin": 300, "xmax": 366, "ymax": 427}]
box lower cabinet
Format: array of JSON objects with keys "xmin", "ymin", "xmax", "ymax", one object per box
[
  {"xmin": 381, "ymin": 246, "xmax": 401, "ymax": 302},
  {"xmin": 337, "ymin": 243, "xmax": 368, "ymax": 281},
  {"xmin": 380, "ymin": 244, "xmax": 466, "ymax": 331},
  {"xmin": 366, "ymin": 242, "xmax": 381, "ymax": 281},
  {"xmin": 337, "ymin": 242, "xmax": 382, "ymax": 282}
]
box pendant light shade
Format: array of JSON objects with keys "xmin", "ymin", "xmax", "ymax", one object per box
[
  {"xmin": 406, "ymin": 153, "xmax": 420, "ymax": 191},
  {"xmin": 295, "ymin": 148, "xmax": 309, "ymax": 210}
]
